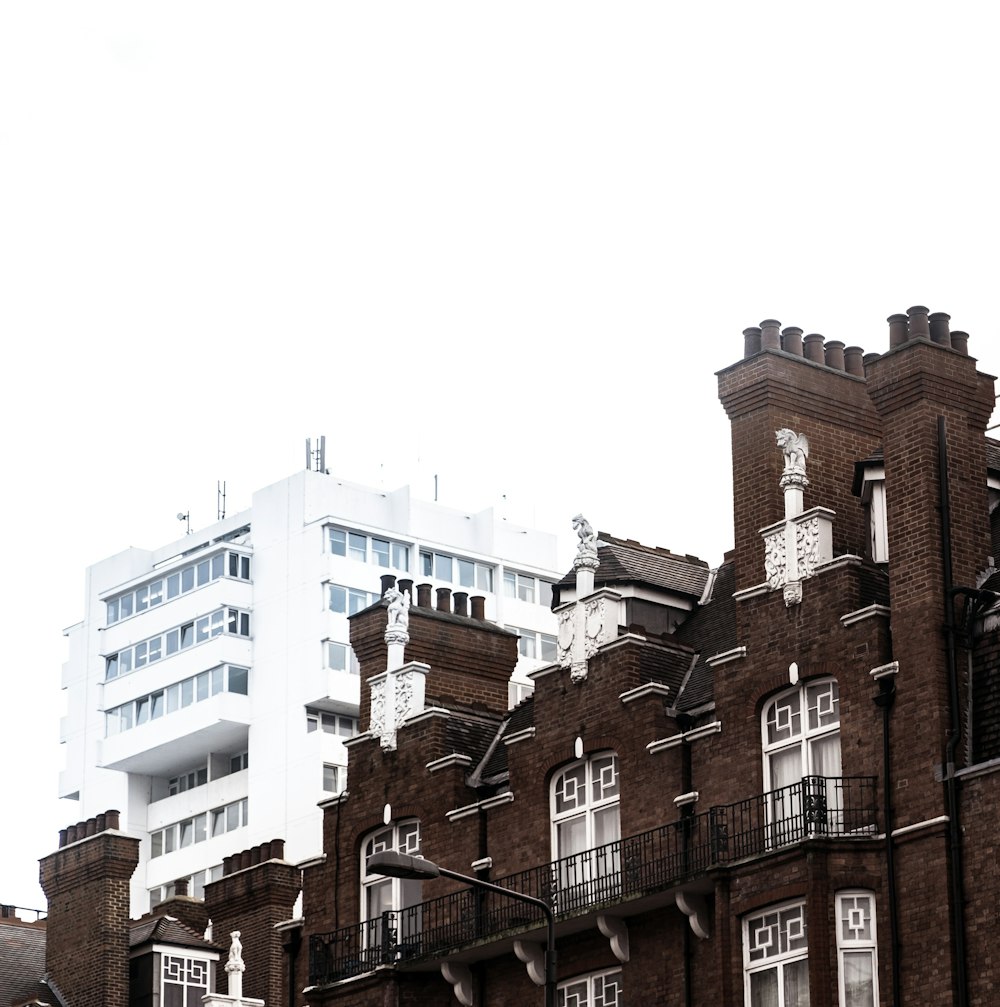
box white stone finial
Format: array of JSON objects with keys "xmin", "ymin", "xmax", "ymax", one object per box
[
  {"xmin": 776, "ymin": 428, "xmax": 809, "ymax": 479},
  {"xmin": 226, "ymin": 930, "xmax": 245, "ymax": 1000},
  {"xmin": 384, "ymin": 586, "xmax": 410, "ymax": 636},
  {"xmin": 572, "ymin": 514, "xmax": 599, "ymax": 569}
]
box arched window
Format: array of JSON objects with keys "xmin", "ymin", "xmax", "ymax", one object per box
[
  {"xmin": 551, "ymin": 752, "xmax": 620, "ymax": 908},
  {"xmin": 361, "ymin": 819, "xmax": 422, "ymax": 950},
  {"xmin": 762, "ymin": 680, "xmax": 841, "ymax": 842}
]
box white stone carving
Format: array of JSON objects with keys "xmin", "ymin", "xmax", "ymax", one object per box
[
  {"xmin": 226, "ymin": 930, "xmax": 245, "ymax": 999},
  {"xmin": 783, "ymin": 581, "xmax": 803, "ymax": 607},
  {"xmin": 370, "ymin": 676, "xmax": 387, "ymax": 742},
  {"xmin": 675, "ymin": 891, "xmax": 711, "ymax": 940},
  {"xmin": 763, "ymin": 530, "xmax": 786, "ymax": 590},
  {"xmin": 384, "ymin": 586, "xmax": 410, "ymax": 648},
  {"xmin": 368, "ymin": 663, "xmax": 429, "ymax": 751},
  {"xmin": 572, "ymin": 513, "xmax": 599, "ymax": 569},
  {"xmin": 796, "ymin": 516, "xmax": 822, "ymax": 578},
  {"xmin": 557, "ymin": 608, "xmax": 575, "ymax": 665},
  {"xmin": 584, "ymin": 598, "xmax": 605, "ymax": 658},
  {"xmin": 776, "ymin": 428, "xmax": 809, "ymax": 482},
  {"xmin": 760, "ymin": 507, "xmax": 834, "ymax": 608}
]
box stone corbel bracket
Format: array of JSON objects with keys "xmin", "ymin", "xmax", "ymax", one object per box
[
  {"xmin": 513, "ymin": 940, "xmax": 545, "ymax": 986},
  {"xmin": 675, "ymin": 890, "xmax": 710, "ymax": 939},
  {"xmin": 441, "ymin": 962, "xmax": 474, "ymax": 1006},
  {"xmin": 597, "ymin": 914, "xmax": 629, "ymax": 963}
]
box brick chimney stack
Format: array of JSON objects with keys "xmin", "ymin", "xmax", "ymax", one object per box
[
  {"xmin": 718, "ymin": 319, "xmax": 881, "ymax": 593},
  {"xmin": 39, "ymin": 810, "xmax": 140, "ymax": 1007}
]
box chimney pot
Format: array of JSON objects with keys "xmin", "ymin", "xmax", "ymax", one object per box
[
  {"xmin": 65, "ymin": 826, "xmax": 76, "ymax": 845},
  {"xmin": 825, "ymin": 340, "xmax": 846, "ymax": 371},
  {"xmin": 950, "ymin": 330, "xmax": 970, "ymax": 355},
  {"xmin": 453, "ymin": 591, "xmax": 469, "ymax": 616},
  {"xmin": 379, "ymin": 574, "xmax": 396, "ymax": 596},
  {"xmin": 260, "ymin": 840, "xmax": 272, "ymax": 861},
  {"xmin": 436, "ymin": 587, "xmax": 452, "ymax": 613},
  {"xmin": 743, "ymin": 326, "xmax": 762, "ymax": 357},
  {"xmin": 863, "ymin": 352, "xmax": 881, "ymax": 367},
  {"xmin": 887, "ymin": 313, "xmax": 908, "ymax": 347},
  {"xmin": 416, "ymin": 583, "xmax": 433, "ymax": 608},
  {"xmin": 58, "ymin": 828, "xmax": 68, "ymax": 848},
  {"xmin": 95, "ymin": 813, "xmax": 106, "ymax": 833},
  {"xmin": 271, "ymin": 838, "xmax": 285, "ymax": 860},
  {"xmin": 250, "ymin": 845, "xmax": 261, "ymax": 866},
  {"xmin": 173, "ymin": 877, "xmax": 189, "ymax": 897},
  {"xmin": 398, "ymin": 578, "xmax": 414, "ymax": 599},
  {"xmin": 781, "ymin": 327, "xmax": 804, "ymax": 356},
  {"xmin": 105, "ymin": 810, "xmax": 120, "ymax": 831},
  {"xmin": 803, "ymin": 333, "xmax": 825, "ymax": 363},
  {"xmin": 471, "ymin": 595, "xmax": 486, "ymax": 620},
  {"xmin": 223, "ymin": 854, "xmax": 236, "ymax": 876},
  {"xmin": 929, "ymin": 311, "xmax": 952, "ymax": 347},
  {"xmin": 843, "ymin": 345, "xmax": 864, "ymax": 376},
  {"xmin": 760, "ymin": 319, "xmax": 781, "ymax": 349},
  {"xmin": 906, "ymin": 305, "xmax": 930, "ymax": 339}
]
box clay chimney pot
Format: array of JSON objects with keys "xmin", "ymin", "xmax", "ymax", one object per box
[
  {"xmin": 950, "ymin": 330, "xmax": 969, "ymax": 355},
  {"xmin": 781, "ymin": 327, "xmax": 804, "ymax": 356},
  {"xmin": 436, "ymin": 587, "xmax": 452, "ymax": 613},
  {"xmin": 416, "ymin": 583, "xmax": 433, "ymax": 608},
  {"xmin": 803, "ymin": 333, "xmax": 825, "ymax": 363},
  {"xmin": 929, "ymin": 311, "xmax": 952, "ymax": 347},
  {"xmin": 760, "ymin": 319, "xmax": 781, "ymax": 349},
  {"xmin": 906, "ymin": 305, "xmax": 930, "ymax": 339},
  {"xmin": 887, "ymin": 313, "xmax": 908, "ymax": 347},
  {"xmin": 743, "ymin": 326, "xmax": 762, "ymax": 357},
  {"xmin": 843, "ymin": 345, "xmax": 865, "ymax": 376}
]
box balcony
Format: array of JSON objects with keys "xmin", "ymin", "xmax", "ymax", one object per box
[{"xmin": 309, "ymin": 776, "xmax": 877, "ymax": 985}]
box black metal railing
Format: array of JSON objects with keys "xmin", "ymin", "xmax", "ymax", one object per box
[{"xmin": 309, "ymin": 775, "xmax": 876, "ymax": 984}]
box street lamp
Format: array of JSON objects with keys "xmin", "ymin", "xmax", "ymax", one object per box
[{"xmin": 366, "ymin": 850, "xmax": 557, "ymax": 1007}]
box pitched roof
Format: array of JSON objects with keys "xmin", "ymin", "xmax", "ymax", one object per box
[
  {"xmin": 0, "ymin": 919, "xmax": 48, "ymax": 1007},
  {"xmin": 129, "ymin": 915, "xmax": 218, "ymax": 951},
  {"xmin": 987, "ymin": 437, "xmax": 1000, "ymax": 472},
  {"xmin": 555, "ymin": 534, "xmax": 710, "ymax": 600}
]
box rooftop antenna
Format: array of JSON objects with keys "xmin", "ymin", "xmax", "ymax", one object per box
[
  {"xmin": 306, "ymin": 436, "xmax": 328, "ymax": 474},
  {"xmin": 177, "ymin": 511, "xmax": 191, "ymax": 535},
  {"xmin": 217, "ymin": 481, "xmax": 226, "ymax": 521}
]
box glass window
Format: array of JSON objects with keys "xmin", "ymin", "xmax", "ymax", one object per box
[
  {"xmin": 348, "ymin": 532, "xmax": 367, "ymax": 562},
  {"xmin": 229, "ymin": 552, "xmax": 239, "ymax": 577},
  {"xmin": 362, "ymin": 820, "xmax": 422, "ymax": 946},
  {"xmin": 392, "ymin": 543, "xmax": 410, "ymax": 571},
  {"xmin": 539, "ymin": 580, "xmax": 554, "ymax": 608},
  {"xmin": 181, "ymin": 678, "xmax": 194, "ymax": 707},
  {"xmin": 503, "ymin": 570, "xmax": 517, "ymax": 598},
  {"xmin": 136, "ymin": 585, "xmax": 149, "ymax": 613},
  {"xmin": 197, "ymin": 560, "xmax": 210, "ymax": 586},
  {"xmin": 181, "ymin": 567, "xmax": 194, "ymax": 592},
  {"xmin": 211, "ymin": 554, "xmax": 225, "ymax": 579},
  {"xmin": 515, "ymin": 628, "xmax": 536, "ymax": 659},
  {"xmin": 420, "ymin": 551, "xmax": 433, "ymax": 577},
  {"xmin": 477, "ymin": 565, "xmax": 494, "ymax": 593},
  {"xmin": 180, "ymin": 623, "xmax": 194, "ymax": 648},
  {"xmin": 240, "ymin": 612, "xmax": 250, "ymax": 636},
  {"xmin": 148, "ymin": 637, "xmax": 162, "ymax": 663},
  {"xmin": 372, "ymin": 538, "xmax": 390, "ymax": 567},
  {"xmin": 151, "ymin": 691, "xmax": 164, "ymax": 719},
  {"xmin": 119, "ymin": 650, "xmax": 133, "ymax": 675},
  {"xmin": 136, "ymin": 696, "xmax": 149, "ymax": 725},
  {"xmin": 107, "ymin": 598, "xmax": 119, "ymax": 624},
  {"xmin": 210, "ymin": 666, "xmax": 224, "ymax": 695},
  {"xmin": 167, "ymin": 572, "xmax": 181, "ymax": 599},
  {"xmin": 228, "ymin": 666, "xmax": 248, "ymax": 695},
  {"xmin": 151, "ymin": 832, "xmax": 163, "ymax": 858},
  {"xmin": 166, "ymin": 629, "xmax": 179, "ymax": 656},
  {"xmin": 166, "ymin": 683, "xmax": 180, "ymax": 712},
  {"xmin": 134, "ymin": 641, "xmax": 148, "ymax": 668},
  {"xmin": 327, "ymin": 642, "xmax": 348, "ymax": 672},
  {"xmin": 120, "ymin": 703, "xmax": 134, "ymax": 731},
  {"xmin": 323, "ymin": 764, "xmax": 343, "ymax": 793},
  {"xmin": 195, "ymin": 673, "xmax": 209, "ymax": 702},
  {"xmin": 458, "ymin": 558, "xmax": 475, "ymax": 588},
  {"xmin": 551, "ymin": 752, "xmax": 621, "ymax": 911},
  {"xmin": 120, "ymin": 594, "xmax": 134, "ymax": 619},
  {"xmin": 328, "ymin": 584, "xmax": 347, "ymax": 613},
  {"xmin": 541, "ymin": 633, "xmax": 558, "ymax": 662},
  {"xmin": 557, "ymin": 968, "xmax": 623, "ymax": 1007},
  {"xmin": 106, "ymin": 654, "xmax": 119, "ymax": 680},
  {"xmin": 744, "ymin": 902, "xmax": 809, "ymax": 1007},
  {"xmin": 837, "ymin": 891, "xmax": 878, "ymax": 1007},
  {"xmin": 337, "ymin": 716, "xmax": 357, "ymax": 738},
  {"xmin": 435, "ymin": 553, "xmax": 453, "ymax": 582},
  {"xmin": 329, "ymin": 528, "xmax": 347, "ymax": 556},
  {"xmin": 241, "ymin": 556, "xmax": 251, "ymax": 580},
  {"xmin": 762, "ymin": 679, "xmax": 842, "ymax": 845},
  {"xmin": 148, "ymin": 580, "xmax": 163, "ymax": 606},
  {"xmin": 162, "ymin": 955, "xmax": 209, "ymax": 1007},
  {"xmin": 210, "ymin": 610, "xmax": 225, "ymax": 637}
]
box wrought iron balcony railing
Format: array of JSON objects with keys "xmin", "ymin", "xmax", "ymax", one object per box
[{"xmin": 309, "ymin": 775, "xmax": 877, "ymax": 985}]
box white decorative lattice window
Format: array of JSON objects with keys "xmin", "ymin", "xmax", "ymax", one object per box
[
  {"xmin": 361, "ymin": 820, "xmax": 422, "ymax": 946},
  {"xmin": 551, "ymin": 753, "xmax": 621, "ymax": 909},
  {"xmin": 162, "ymin": 954, "xmax": 211, "ymax": 1007},
  {"xmin": 762, "ymin": 679, "xmax": 842, "ymax": 842},
  {"xmin": 557, "ymin": 967, "xmax": 623, "ymax": 1007},
  {"xmin": 836, "ymin": 891, "xmax": 879, "ymax": 1007},
  {"xmin": 744, "ymin": 901, "xmax": 809, "ymax": 1007}
]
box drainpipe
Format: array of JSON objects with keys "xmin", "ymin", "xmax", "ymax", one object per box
[
  {"xmin": 938, "ymin": 417, "xmax": 969, "ymax": 1007},
  {"xmin": 873, "ymin": 674, "xmax": 900, "ymax": 1006},
  {"xmin": 677, "ymin": 713, "xmax": 694, "ymax": 1007}
]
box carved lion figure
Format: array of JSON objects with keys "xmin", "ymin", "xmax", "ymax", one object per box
[{"xmin": 775, "ymin": 428, "xmax": 809, "ymax": 476}]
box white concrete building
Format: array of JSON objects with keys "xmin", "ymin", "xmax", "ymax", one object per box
[{"xmin": 60, "ymin": 469, "xmax": 561, "ymax": 915}]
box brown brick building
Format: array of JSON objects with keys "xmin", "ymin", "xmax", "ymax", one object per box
[{"xmin": 6, "ymin": 305, "xmax": 1000, "ymax": 1007}]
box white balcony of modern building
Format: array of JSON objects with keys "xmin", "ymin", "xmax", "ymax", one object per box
[
  {"xmin": 98, "ymin": 691, "xmax": 251, "ymax": 776},
  {"xmin": 147, "ymin": 768, "xmax": 249, "ymax": 833}
]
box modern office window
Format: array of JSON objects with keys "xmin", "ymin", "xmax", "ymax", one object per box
[
  {"xmin": 557, "ymin": 968, "xmax": 623, "ymax": 1007},
  {"xmin": 361, "ymin": 820, "xmax": 422, "ymax": 945},
  {"xmin": 105, "ymin": 610, "xmax": 251, "ymax": 682},
  {"xmin": 229, "ymin": 751, "xmax": 249, "ymax": 774},
  {"xmin": 105, "ymin": 665, "xmax": 249, "ymax": 737},
  {"xmin": 168, "ymin": 766, "xmax": 208, "ymax": 796},
  {"xmin": 149, "ymin": 866, "xmax": 223, "ymax": 909},
  {"xmin": 323, "ymin": 763, "xmax": 345, "ymax": 794},
  {"xmin": 744, "ymin": 901, "xmax": 809, "ymax": 1007},
  {"xmin": 106, "ymin": 550, "xmax": 251, "ymax": 625},
  {"xmin": 511, "ymin": 628, "xmax": 558, "ymax": 663},
  {"xmin": 306, "ymin": 708, "xmax": 358, "ymax": 738},
  {"xmin": 328, "ymin": 526, "xmax": 410, "ymax": 572},
  {"xmin": 503, "ymin": 570, "xmax": 555, "ymax": 606},
  {"xmin": 419, "ymin": 549, "xmax": 494, "ymax": 591},
  {"xmin": 150, "ymin": 803, "xmax": 244, "ymax": 859},
  {"xmin": 327, "ymin": 583, "xmax": 375, "ymax": 616},
  {"xmin": 551, "ymin": 752, "xmax": 620, "ymax": 909},
  {"xmin": 325, "ymin": 640, "xmax": 359, "ymax": 674},
  {"xmin": 836, "ymin": 891, "xmax": 879, "ymax": 1007},
  {"xmin": 762, "ymin": 679, "xmax": 841, "ymax": 843}
]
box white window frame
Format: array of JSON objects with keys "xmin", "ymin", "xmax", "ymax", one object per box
[
  {"xmin": 160, "ymin": 950, "xmax": 214, "ymax": 1005},
  {"xmin": 550, "ymin": 752, "xmax": 621, "ymax": 910},
  {"xmin": 361, "ymin": 820, "xmax": 422, "ymax": 948},
  {"xmin": 557, "ymin": 967, "xmax": 623, "ymax": 1007},
  {"xmin": 860, "ymin": 467, "xmax": 888, "ymax": 563},
  {"xmin": 743, "ymin": 900, "xmax": 809, "ymax": 1007},
  {"xmin": 761, "ymin": 678, "xmax": 842, "ymax": 842},
  {"xmin": 836, "ymin": 890, "xmax": 879, "ymax": 1007}
]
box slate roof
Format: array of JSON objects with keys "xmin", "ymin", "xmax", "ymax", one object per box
[
  {"xmin": 129, "ymin": 915, "xmax": 217, "ymax": 951},
  {"xmin": 0, "ymin": 919, "xmax": 48, "ymax": 1007},
  {"xmin": 554, "ymin": 534, "xmax": 710, "ymax": 601},
  {"xmin": 673, "ymin": 560, "xmax": 737, "ymax": 710},
  {"xmin": 444, "ymin": 710, "xmax": 506, "ymax": 770},
  {"xmin": 987, "ymin": 438, "xmax": 1000, "ymax": 472}
]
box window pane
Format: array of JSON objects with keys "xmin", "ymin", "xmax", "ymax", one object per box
[
  {"xmin": 420, "ymin": 551, "xmax": 433, "ymax": 577},
  {"xmin": 134, "ymin": 641, "xmax": 147, "ymax": 668},
  {"xmin": 197, "ymin": 560, "xmax": 210, "ymax": 586},
  {"xmin": 147, "ymin": 637, "xmax": 162, "ymax": 663},
  {"xmin": 348, "ymin": 589, "xmax": 367, "ymax": 615},
  {"xmin": 210, "ymin": 610, "xmax": 225, "ymax": 637},
  {"xmin": 328, "ymin": 642, "xmax": 347, "ymax": 671},
  {"xmin": 240, "ymin": 612, "xmax": 250, "ymax": 636},
  {"xmin": 226, "ymin": 803, "xmax": 239, "ymax": 831},
  {"xmin": 541, "ymin": 634, "xmax": 558, "ymax": 662},
  {"xmin": 503, "ymin": 570, "xmax": 516, "ymax": 597},
  {"xmin": 392, "ymin": 543, "xmax": 409, "ymax": 571},
  {"xmin": 166, "ymin": 684, "xmax": 180, "ymax": 712},
  {"xmin": 783, "ymin": 958, "xmax": 809, "ymax": 1007},
  {"xmin": 167, "ymin": 573, "xmax": 181, "ymax": 599},
  {"xmin": 136, "ymin": 697, "xmax": 149, "ymax": 725},
  {"xmin": 372, "ymin": 538, "xmax": 390, "ymax": 567},
  {"xmin": 329, "ymin": 528, "xmax": 346, "ymax": 555},
  {"xmin": 181, "ymin": 623, "xmax": 194, "ymax": 648},
  {"xmin": 151, "ymin": 692, "xmax": 164, "ymax": 719},
  {"xmin": 195, "ymin": 617, "xmax": 210, "ymax": 643},
  {"xmin": 107, "ymin": 599, "xmax": 119, "ymax": 623},
  {"xmin": 477, "ymin": 565, "xmax": 494, "ymax": 592},
  {"xmin": 149, "ymin": 580, "xmax": 163, "ymax": 606},
  {"xmin": 166, "ymin": 629, "xmax": 179, "ymax": 655},
  {"xmin": 179, "ymin": 819, "xmax": 193, "ymax": 847},
  {"xmin": 181, "ymin": 566, "xmax": 194, "ymax": 592},
  {"xmin": 843, "ymin": 952, "xmax": 874, "ymax": 1007},
  {"xmin": 211, "ymin": 554, "xmax": 225, "ymax": 579},
  {"xmin": 196, "ymin": 673, "xmax": 209, "ymax": 701},
  {"xmin": 328, "ymin": 585, "xmax": 346, "ymax": 613},
  {"xmin": 229, "ymin": 552, "xmax": 239, "ymax": 577},
  {"xmin": 539, "ymin": 581, "xmax": 554, "ymax": 607},
  {"xmin": 241, "ymin": 556, "xmax": 251, "ymax": 580},
  {"xmin": 228, "ymin": 666, "xmax": 248, "ymax": 695},
  {"xmin": 136, "ymin": 586, "xmax": 148, "ymax": 612},
  {"xmin": 181, "ymin": 678, "xmax": 194, "ymax": 707},
  {"xmin": 106, "ymin": 654, "xmax": 119, "ymax": 679},
  {"xmin": 211, "ymin": 666, "xmax": 224, "ymax": 694},
  {"xmin": 518, "ymin": 575, "xmax": 535, "ymax": 603},
  {"xmin": 120, "ymin": 594, "xmax": 134, "ymax": 618},
  {"xmin": 194, "ymin": 814, "xmax": 207, "ymax": 843},
  {"xmin": 458, "ymin": 559, "xmax": 475, "ymax": 587},
  {"xmin": 348, "ymin": 532, "xmax": 366, "ymax": 561},
  {"xmin": 749, "ymin": 968, "xmax": 779, "ymax": 1007},
  {"xmin": 119, "ymin": 650, "xmax": 132, "ymax": 674},
  {"xmin": 435, "ymin": 554, "xmax": 453, "ymax": 582},
  {"xmin": 151, "ymin": 832, "xmax": 163, "ymax": 858}
]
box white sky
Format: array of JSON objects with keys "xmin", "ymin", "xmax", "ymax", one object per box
[{"xmin": 1, "ymin": 2, "xmax": 998, "ymax": 910}]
